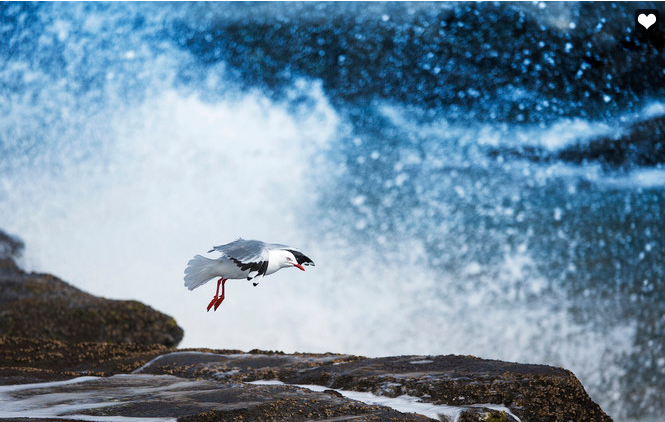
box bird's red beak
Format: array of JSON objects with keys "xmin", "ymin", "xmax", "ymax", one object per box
[{"xmin": 294, "ymin": 263, "xmax": 305, "ymax": 271}]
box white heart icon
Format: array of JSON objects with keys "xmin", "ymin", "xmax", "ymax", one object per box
[{"xmin": 638, "ymin": 13, "xmax": 657, "ymax": 30}]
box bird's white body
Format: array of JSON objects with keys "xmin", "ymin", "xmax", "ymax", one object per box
[
  {"xmin": 184, "ymin": 238, "xmax": 314, "ymax": 291},
  {"xmin": 185, "ymin": 249, "xmax": 296, "ymax": 289}
]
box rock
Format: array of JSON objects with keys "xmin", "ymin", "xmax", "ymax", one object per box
[
  {"xmin": 0, "ymin": 338, "xmax": 432, "ymax": 421},
  {"xmin": 0, "ymin": 370, "xmax": 433, "ymax": 422},
  {"xmin": 1, "ymin": 342, "xmax": 614, "ymax": 421},
  {"xmin": 456, "ymin": 407, "xmax": 519, "ymax": 422},
  {"xmin": 0, "ymin": 249, "xmax": 183, "ymax": 348},
  {"xmin": 0, "ymin": 336, "xmax": 170, "ymax": 385},
  {"xmin": 0, "ymin": 343, "xmax": 612, "ymax": 422},
  {"xmin": 136, "ymin": 351, "xmax": 612, "ymax": 422}
]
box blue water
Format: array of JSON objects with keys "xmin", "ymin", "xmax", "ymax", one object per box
[{"xmin": 1, "ymin": 3, "xmax": 664, "ymax": 421}]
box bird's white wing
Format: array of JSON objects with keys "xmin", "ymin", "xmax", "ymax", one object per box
[{"xmin": 208, "ymin": 238, "xmax": 270, "ymax": 280}]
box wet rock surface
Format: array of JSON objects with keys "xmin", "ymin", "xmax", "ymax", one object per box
[
  {"xmin": 0, "ymin": 372, "xmax": 433, "ymax": 422},
  {"xmin": 2, "ymin": 342, "xmax": 607, "ymax": 422},
  {"xmin": 138, "ymin": 351, "xmax": 611, "ymax": 422}
]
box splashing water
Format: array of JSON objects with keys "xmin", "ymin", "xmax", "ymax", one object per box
[{"xmin": 1, "ymin": 3, "xmax": 664, "ymax": 421}]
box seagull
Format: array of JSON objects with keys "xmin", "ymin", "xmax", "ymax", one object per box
[{"xmin": 184, "ymin": 238, "xmax": 315, "ymax": 311}]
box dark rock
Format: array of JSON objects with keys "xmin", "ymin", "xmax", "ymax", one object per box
[
  {"xmin": 137, "ymin": 351, "xmax": 613, "ymax": 422},
  {"xmin": 0, "ymin": 253, "xmax": 183, "ymax": 347},
  {"xmin": 285, "ymin": 354, "xmax": 611, "ymax": 422},
  {"xmin": 0, "ymin": 336, "xmax": 169, "ymax": 384},
  {"xmin": 457, "ymin": 407, "xmax": 519, "ymax": 422},
  {"xmin": 1, "ymin": 343, "xmax": 612, "ymax": 421},
  {"xmin": 0, "ymin": 370, "xmax": 434, "ymax": 422},
  {"xmin": 0, "ymin": 338, "xmax": 433, "ymax": 421}
]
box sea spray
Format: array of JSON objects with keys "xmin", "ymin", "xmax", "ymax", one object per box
[{"xmin": 1, "ymin": 3, "xmax": 664, "ymax": 421}]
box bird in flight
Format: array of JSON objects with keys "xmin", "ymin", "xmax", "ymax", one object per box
[{"xmin": 184, "ymin": 238, "xmax": 315, "ymax": 311}]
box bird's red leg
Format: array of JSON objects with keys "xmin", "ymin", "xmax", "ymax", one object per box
[
  {"xmin": 207, "ymin": 278, "xmax": 224, "ymax": 312},
  {"xmin": 213, "ymin": 278, "xmax": 226, "ymax": 311}
]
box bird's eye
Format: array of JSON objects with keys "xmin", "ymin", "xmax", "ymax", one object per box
[{"xmin": 286, "ymin": 257, "xmax": 292, "ymax": 261}]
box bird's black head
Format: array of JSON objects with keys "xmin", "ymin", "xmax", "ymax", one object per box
[{"xmin": 286, "ymin": 249, "xmax": 315, "ymax": 267}]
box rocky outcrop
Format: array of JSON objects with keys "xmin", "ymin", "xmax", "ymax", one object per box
[
  {"xmin": 0, "ymin": 340, "xmax": 613, "ymax": 422},
  {"xmin": 137, "ymin": 351, "xmax": 612, "ymax": 422},
  {"xmin": 0, "ymin": 232, "xmax": 183, "ymax": 347},
  {"xmin": 0, "ymin": 335, "xmax": 170, "ymax": 385},
  {"xmin": 0, "ymin": 363, "xmax": 433, "ymax": 422}
]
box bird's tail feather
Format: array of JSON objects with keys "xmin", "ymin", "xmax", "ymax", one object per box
[{"xmin": 184, "ymin": 254, "xmax": 218, "ymax": 290}]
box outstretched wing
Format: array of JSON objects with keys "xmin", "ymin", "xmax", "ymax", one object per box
[
  {"xmin": 209, "ymin": 238, "xmax": 270, "ymax": 280},
  {"xmin": 266, "ymin": 243, "xmax": 315, "ymax": 267}
]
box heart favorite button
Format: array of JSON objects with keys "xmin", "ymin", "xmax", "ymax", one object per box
[
  {"xmin": 635, "ymin": 9, "xmax": 660, "ymax": 34},
  {"xmin": 638, "ymin": 13, "xmax": 656, "ymax": 29}
]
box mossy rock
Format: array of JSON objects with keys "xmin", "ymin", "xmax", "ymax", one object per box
[{"xmin": 0, "ymin": 257, "xmax": 183, "ymax": 347}]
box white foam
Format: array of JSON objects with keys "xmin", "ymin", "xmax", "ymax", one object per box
[
  {"xmin": 248, "ymin": 379, "xmax": 521, "ymax": 422},
  {"xmin": 599, "ymin": 168, "xmax": 665, "ymax": 189},
  {"xmin": 0, "ymin": 376, "xmax": 100, "ymax": 393},
  {"xmin": 376, "ymin": 102, "xmax": 617, "ymax": 151},
  {"xmin": 638, "ymin": 101, "xmax": 665, "ymax": 120},
  {"xmin": 131, "ymin": 351, "xmax": 224, "ymax": 374},
  {"xmin": 0, "ymin": 375, "xmax": 181, "ymax": 422}
]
